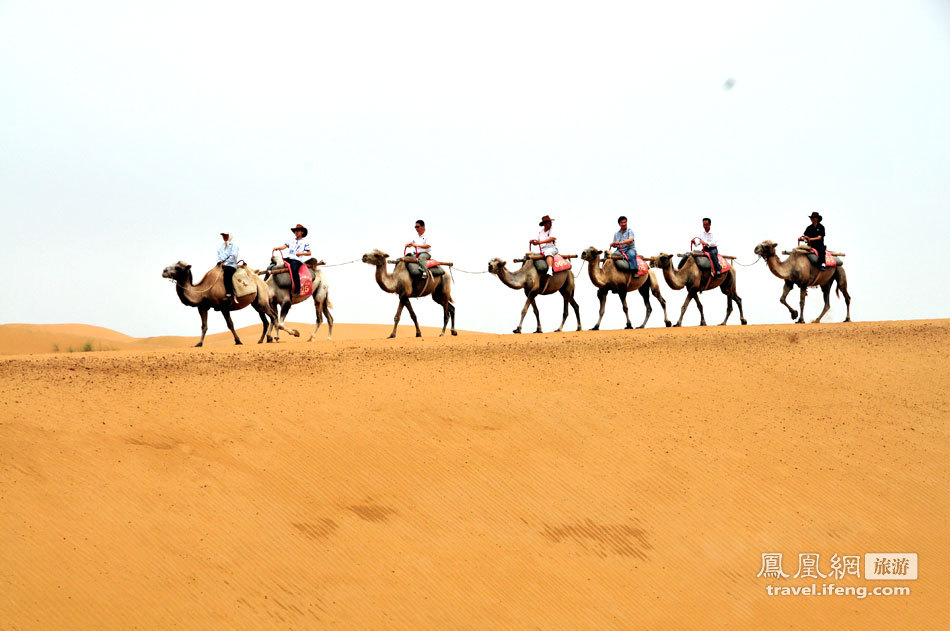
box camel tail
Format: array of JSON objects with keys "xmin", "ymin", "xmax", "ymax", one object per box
[{"xmin": 326, "ymin": 299, "xmax": 334, "ymax": 310}]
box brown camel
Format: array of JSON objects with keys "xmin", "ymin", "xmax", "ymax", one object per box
[
  {"xmin": 753, "ymin": 240, "xmax": 851, "ymax": 323},
  {"xmin": 580, "ymin": 247, "xmax": 671, "ymax": 330},
  {"xmin": 162, "ymin": 262, "xmax": 277, "ymax": 346},
  {"xmin": 487, "ymin": 257, "xmax": 581, "ymax": 334},
  {"xmin": 262, "ymin": 255, "xmax": 334, "ymax": 342},
  {"xmin": 361, "ymin": 250, "xmax": 457, "ymax": 338},
  {"xmin": 652, "ymin": 252, "xmax": 747, "ymax": 327}
]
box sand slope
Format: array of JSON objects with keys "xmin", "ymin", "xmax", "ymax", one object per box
[
  {"xmin": 1, "ymin": 321, "xmax": 947, "ymax": 629},
  {"xmin": 0, "ymin": 322, "xmax": 477, "ymax": 355}
]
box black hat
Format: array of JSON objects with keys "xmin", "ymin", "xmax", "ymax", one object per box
[
  {"xmin": 808, "ymin": 212, "xmax": 822, "ymax": 221},
  {"xmin": 290, "ymin": 223, "xmax": 309, "ymax": 237}
]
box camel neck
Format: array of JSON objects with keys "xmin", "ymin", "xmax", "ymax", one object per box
[
  {"xmin": 661, "ymin": 260, "xmax": 688, "ymax": 290},
  {"xmin": 374, "ymin": 262, "xmax": 400, "ymax": 293},
  {"xmin": 497, "ymin": 262, "xmax": 532, "ymax": 290}
]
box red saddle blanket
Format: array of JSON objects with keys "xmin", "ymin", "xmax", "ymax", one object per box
[
  {"xmin": 551, "ymin": 254, "xmax": 571, "ymax": 273},
  {"xmin": 703, "ymin": 252, "xmax": 732, "ymax": 274},
  {"xmin": 426, "ymin": 259, "xmax": 441, "ymax": 268},
  {"xmin": 285, "ymin": 261, "xmax": 314, "ymax": 297},
  {"xmin": 622, "ymin": 254, "xmax": 649, "ymax": 275},
  {"xmin": 810, "ymin": 248, "xmax": 837, "ymax": 267}
]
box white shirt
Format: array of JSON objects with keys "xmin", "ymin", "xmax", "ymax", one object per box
[
  {"xmin": 409, "ymin": 231, "xmax": 430, "ymax": 254},
  {"xmin": 538, "ymin": 228, "xmax": 555, "ymax": 246},
  {"xmin": 699, "ymin": 229, "xmax": 717, "ymax": 248},
  {"xmin": 284, "ymin": 237, "xmax": 312, "ymax": 260}
]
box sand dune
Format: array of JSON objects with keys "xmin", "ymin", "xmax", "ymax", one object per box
[
  {"xmin": 0, "ymin": 322, "xmax": 480, "ymax": 356},
  {"xmin": 1, "ymin": 320, "xmax": 947, "ymax": 629}
]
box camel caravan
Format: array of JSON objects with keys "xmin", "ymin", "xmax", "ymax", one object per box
[{"xmin": 162, "ymin": 213, "xmax": 852, "ymax": 346}]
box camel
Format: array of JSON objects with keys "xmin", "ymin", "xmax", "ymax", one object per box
[
  {"xmin": 162, "ymin": 262, "xmax": 277, "ymax": 346},
  {"xmin": 753, "ymin": 240, "xmax": 851, "ymax": 323},
  {"xmin": 487, "ymin": 257, "xmax": 581, "ymax": 334},
  {"xmin": 580, "ymin": 248, "xmax": 671, "ymax": 329},
  {"xmin": 262, "ymin": 255, "xmax": 334, "ymax": 342},
  {"xmin": 652, "ymin": 252, "xmax": 747, "ymax": 327},
  {"xmin": 360, "ymin": 249, "xmax": 456, "ymax": 338}
]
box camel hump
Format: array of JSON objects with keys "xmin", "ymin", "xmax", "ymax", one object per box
[
  {"xmin": 804, "ymin": 249, "xmax": 841, "ymax": 268},
  {"xmin": 614, "ymin": 255, "xmax": 649, "ymax": 276}
]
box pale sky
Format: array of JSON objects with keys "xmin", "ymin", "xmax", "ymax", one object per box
[{"xmin": 1, "ymin": 0, "xmax": 948, "ymax": 336}]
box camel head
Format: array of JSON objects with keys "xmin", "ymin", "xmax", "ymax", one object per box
[
  {"xmin": 580, "ymin": 246, "xmax": 603, "ymax": 262},
  {"xmin": 652, "ymin": 253, "xmax": 673, "ymax": 269},
  {"xmin": 361, "ymin": 250, "xmax": 389, "ymax": 266},
  {"xmin": 487, "ymin": 258, "xmax": 507, "ymax": 275},
  {"xmin": 162, "ymin": 261, "xmax": 192, "ymax": 284},
  {"xmin": 754, "ymin": 240, "xmax": 778, "ymax": 259}
]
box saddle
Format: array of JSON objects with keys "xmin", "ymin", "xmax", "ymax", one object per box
[
  {"xmin": 804, "ymin": 248, "xmax": 840, "ymax": 268},
  {"xmin": 406, "ymin": 258, "xmax": 445, "ymax": 277},
  {"xmin": 613, "ymin": 254, "xmax": 650, "ymax": 276},
  {"xmin": 679, "ymin": 251, "xmax": 732, "ymax": 274},
  {"xmin": 533, "ymin": 254, "xmax": 571, "ymax": 275},
  {"xmin": 269, "ymin": 259, "xmax": 315, "ymax": 297}
]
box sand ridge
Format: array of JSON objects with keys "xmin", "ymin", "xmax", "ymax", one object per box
[{"xmin": 1, "ymin": 320, "xmax": 948, "ymax": 628}]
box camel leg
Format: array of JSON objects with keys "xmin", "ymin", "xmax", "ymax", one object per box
[
  {"xmin": 257, "ymin": 307, "xmax": 270, "ymax": 343},
  {"xmin": 514, "ymin": 295, "xmax": 534, "ymax": 334},
  {"xmin": 570, "ymin": 296, "xmax": 581, "ymax": 331},
  {"xmin": 389, "ymin": 298, "xmax": 406, "ymax": 338},
  {"xmin": 591, "ymin": 287, "xmax": 609, "ymax": 331},
  {"xmin": 449, "ymin": 300, "xmax": 457, "ymax": 336},
  {"xmin": 779, "ymin": 281, "xmax": 798, "ymax": 321},
  {"xmin": 674, "ymin": 293, "xmax": 693, "ymax": 327},
  {"xmin": 221, "ymin": 309, "xmax": 242, "ymax": 345},
  {"xmin": 635, "ymin": 284, "xmax": 651, "ymax": 329},
  {"xmin": 617, "ymin": 289, "xmax": 634, "ymax": 329},
  {"xmin": 195, "ymin": 307, "xmax": 209, "ymax": 347},
  {"xmin": 556, "ymin": 292, "xmax": 570, "ymax": 332},
  {"xmin": 836, "ymin": 267, "xmax": 852, "ymax": 322},
  {"xmin": 308, "ymin": 296, "xmax": 323, "ymax": 342},
  {"xmin": 693, "ymin": 292, "xmax": 707, "ymax": 326},
  {"xmin": 650, "ymin": 274, "xmax": 671, "ymax": 327},
  {"xmin": 813, "ymin": 283, "xmax": 833, "ymax": 323},
  {"xmin": 436, "ymin": 294, "xmax": 449, "ymax": 337},
  {"xmin": 797, "ymin": 286, "xmax": 808, "ymax": 324},
  {"xmin": 324, "ymin": 302, "xmax": 335, "ymax": 339},
  {"xmin": 403, "ymin": 297, "xmax": 422, "ymax": 337},
  {"xmin": 531, "ymin": 297, "xmax": 543, "ymax": 333}
]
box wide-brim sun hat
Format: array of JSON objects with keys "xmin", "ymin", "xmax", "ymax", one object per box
[
  {"xmin": 808, "ymin": 211, "xmax": 822, "ymax": 221},
  {"xmin": 538, "ymin": 215, "xmax": 554, "ymax": 226},
  {"xmin": 290, "ymin": 223, "xmax": 309, "ymax": 237}
]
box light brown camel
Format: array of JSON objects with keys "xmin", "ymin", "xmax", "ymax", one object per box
[
  {"xmin": 753, "ymin": 240, "xmax": 851, "ymax": 323},
  {"xmin": 162, "ymin": 262, "xmax": 277, "ymax": 346},
  {"xmin": 487, "ymin": 257, "xmax": 581, "ymax": 334},
  {"xmin": 580, "ymin": 247, "xmax": 671, "ymax": 330},
  {"xmin": 262, "ymin": 255, "xmax": 334, "ymax": 342},
  {"xmin": 652, "ymin": 252, "xmax": 747, "ymax": 327},
  {"xmin": 361, "ymin": 249, "xmax": 457, "ymax": 338}
]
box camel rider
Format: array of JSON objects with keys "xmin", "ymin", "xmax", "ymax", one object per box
[
  {"xmin": 610, "ymin": 215, "xmax": 636, "ymax": 270},
  {"xmin": 698, "ymin": 217, "xmax": 723, "ymax": 278},
  {"xmin": 217, "ymin": 231, "xmax": 239, "ymax": 300},
  {"xmin": 802, "ymin": 211, "xmax": 827, "ymax": 270},
  {"xmin": 274, "ymin": 224, "xmax": 311, "ymax": 295},
  {"xmin": 405, "ymin": 219, "xmax": 431, "ymax": 280},
  {"xmin": 530, "ymin": 215, "xmax": 557, "ymax": 276}
]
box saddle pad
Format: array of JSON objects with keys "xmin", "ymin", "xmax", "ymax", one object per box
[
  {"xmin": 807, "ymin": 249, "xmax": 838, "ymax": 267},
  {"xmin": 692, "ymin": 252, "xmax": 732, "ymax": 273},
  {"xmin": 551, "ymin": 254, "xmax": 571, "ymax": 273},
  {"xmin": 284, "ymin": 261, "xmax": 314, "ymax": 297},
  {"xmin": 615, "ymin": 255, "xmax": 649, "ymax": 276},
  {"xmin": 232, "ymin": 267, "xmax": 256, "ymax": 298}
]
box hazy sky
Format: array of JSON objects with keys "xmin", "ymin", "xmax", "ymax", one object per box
[{"xmin": 1, "ymin": 0, "xmax": 948, "ymax": 336}]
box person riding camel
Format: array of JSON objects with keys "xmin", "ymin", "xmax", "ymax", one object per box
[
  {"xmin": 698, "ymin": 217, "xmax": 723, "ymax": 278},
  {"xmin": 530, "ymin": 215, "xmax": 558, "ymax": 276},
  {"xmin": 217, "ymin": 231, "xmax": 239, "ymax": 300},
  {"xmin": 274, "ymin": 224, "xmax": 311, "ymax": 295},
  {"xmin": 802, "ymin": 211, "xmax": 827, "ymax": 270},
  {"xmin": 405, "ymin": 219, "xmax": 431, "ymax": 280},
  {"xmin": 610, "ymin": 215, "xmax": 637, "ymax": 271}
]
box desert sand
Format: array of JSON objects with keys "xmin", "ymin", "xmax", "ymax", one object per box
[{"xmin": 1, "ymin": 320, "xmax": 947, "ymax": 629}]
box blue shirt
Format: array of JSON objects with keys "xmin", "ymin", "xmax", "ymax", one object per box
[
  {"xmin": 217, "ymin": 242, "xmax": 239, "ymax": 267},
  {"xmin": 613, "ymin": 228, "xmax": 635, "ymax": 251}
]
